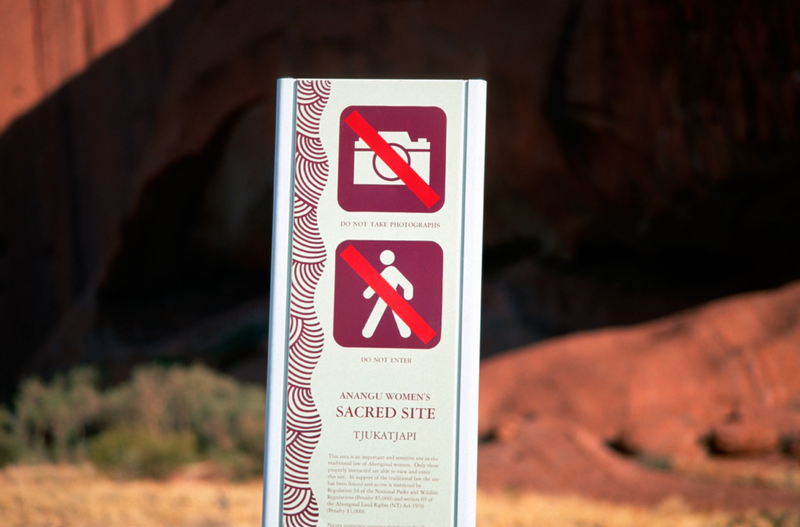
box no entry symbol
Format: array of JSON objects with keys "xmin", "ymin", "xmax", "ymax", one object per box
[{"xmin": 333, "ymin": 240, "xmax": 443, "ymax": 349}]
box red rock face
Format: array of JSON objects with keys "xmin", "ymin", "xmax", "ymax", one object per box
[
  {"xmin": 480, "ymin": 281, "xmax": 800, "ymax": 446},
  {"xmin": 711, "ymin": 419, "xmax": 781, "ymax": 456},
  {"xmin": 1, "ymin": 4, "xmax": 800, "ymax": 503},
  {"xmin": 0, "ymin": 0, "xmax": 173, "ymax": 133},
  {"xmin": 1, "ymin": 0, "xmax": 800, "ymax": 509},
  {"xmin": 478, "ymin": 280, "xmax": 800, "ymax": 508}
]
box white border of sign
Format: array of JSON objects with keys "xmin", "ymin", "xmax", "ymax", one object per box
[{"xmin": 263, "ymin": 78, "xmax": 486, "ymax": 527}]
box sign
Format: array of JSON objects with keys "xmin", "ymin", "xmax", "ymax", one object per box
[
  {"xmin": 334, "ymin": 240, "xmax": 443, "ymax": 349},
  {"xmin": 264, "ymin": 79, "xmax": 486, "ymax": 527},
  {"xmin": 338, "ymin": 106, "xmax": 447, "ymax": 212}
]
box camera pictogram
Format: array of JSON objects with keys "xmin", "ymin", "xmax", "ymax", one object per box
[
  {"xmin": 354, "ymin": 132, "xmax": 430, "ymax": 186},
  {"xmin": 338, "ymin": 106, "xmax": 446, "ymax": 213}
]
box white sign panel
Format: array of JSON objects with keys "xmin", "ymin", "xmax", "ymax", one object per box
[{"xmin": 264, "ymin": 79, "xmax": 486, "ymax": 527}]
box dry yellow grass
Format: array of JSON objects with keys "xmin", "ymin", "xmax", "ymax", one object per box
[
  {"xmin": 0, "ymin": 463, "xmax": 262, "ymax": 527},
  {"xmin": 475, "ymin": 491, "xmax": 737, "ymax": 527},
  {"xmin": 0, "ymin": 463, "xmax": 789, "ymax": 527}
]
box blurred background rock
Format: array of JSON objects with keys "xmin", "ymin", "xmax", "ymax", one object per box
[
  {"xmin": 3, "ymin": 0, "xmax": 800, "ymax": 391},
  {"xmin": 3, "ymin": 0, "xmax": 800, "ymax": 511}
]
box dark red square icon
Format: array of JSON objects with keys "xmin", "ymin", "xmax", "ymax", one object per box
[
  {"xmin": 338, "ymin": 106, "xmax": 446, "ymax": 213},
  {"xmin": 333, "ymin": 240, "xmax": 443, "ymax": 349}
]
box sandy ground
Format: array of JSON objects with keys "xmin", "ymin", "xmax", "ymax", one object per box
[{"xmin": 1, "ymin": 463, "xmax": 795, "ymax": 527}]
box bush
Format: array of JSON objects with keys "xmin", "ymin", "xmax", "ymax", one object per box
[
  {"xmin": 14, "ymin": 366, "xmax": 101, "ymax": 462},
  {"xmin": 89, "ymin": 427, "xmax": 197, "ymax": 479},
  {"xmin": 208, "ymin": 448, "xmax": 263, "ymax": 480},
  {"xmin": 0, "ymin": 408, "xmax": 21, "ymax": 467},
  {"xmin": 99, "ymin": 363, "xmax": 265, "ymax": 461},
  {"xmin": 4, "ymin": 362, "xmax": 265, "ymax": 479}
]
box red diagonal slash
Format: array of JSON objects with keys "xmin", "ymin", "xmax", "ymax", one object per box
[
  {"xmin": 340, "ymin": 245, "xmax": 436, "ymax": 344},
  {"xmin": 344, "ymin": 110, "xmax": 441, "ymax": 208}
]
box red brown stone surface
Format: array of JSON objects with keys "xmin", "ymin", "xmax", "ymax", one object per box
[
  {"xmin": 711, "ymin": 418, "xmax": 782, "ymax": 456},
  {"xmin": 479, "ymin": 417, "xmax": 800, "ymax": 510},
  {"xmin": 0, "ymin": 0, "xmax": 796, "ymax": 382},
  {"xmin": 0, "ymin": 0, "xmax": 172, "ymax": 133},
  {"xmin": 478, "ymin": 280, "xmax": 800, "ymax": 509},
  {"xmin": 1, "ymin": 0, "xmax": 800, "ymax": 508}
]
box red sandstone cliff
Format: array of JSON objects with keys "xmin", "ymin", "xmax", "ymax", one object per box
[
  {"xmin": 1, "ymin": 8, "xmax": 800, "ymax": 512},
  {"xmin": 0, "ymin": 0, "xmax": 172, "ymax": 133},
  {"xmin": 479, "ymin": 279, "xmax": 800, "ymax": 509}
]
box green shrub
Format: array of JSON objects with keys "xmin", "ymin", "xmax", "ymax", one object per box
[
  {"xmin": 637, "ymin": 453, "xmax": 673, "ymax": 472},
  {"xmin": 5, "ymin": 362, "xmax": 265, "ymax": 478},
  {"xmin": 14, "ymin": 366, "xmax": 101, "ymax": 462},
  {"xmin": 0, "ymin": 434, "xmax": 21, "ymax": 468},
  {"xmin": 99, "ymin": 363, "xmax": 265, "ymax": 459},
  {"xmin": 89, "ymin": 427, "xmax": 197, "ymax": 479},
  {"xmin": 0, "ymin": 408, "xmax": 21, "ymax": 467},
  {"xmin": 208, "ymin": 448, "xmax": 263, "ymax": 480}
]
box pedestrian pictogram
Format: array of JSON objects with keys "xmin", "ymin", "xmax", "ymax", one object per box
[
  {"xmin": 361, "ymin": 249, "xmax": 414, "ymax": 339},
  {"xmin": 334, "ymin": 240, "xmax": 442, "ymax": 349},
  {"xmin": 338, "ymin": 106, "xmax": 446, "ymax": 213}
]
